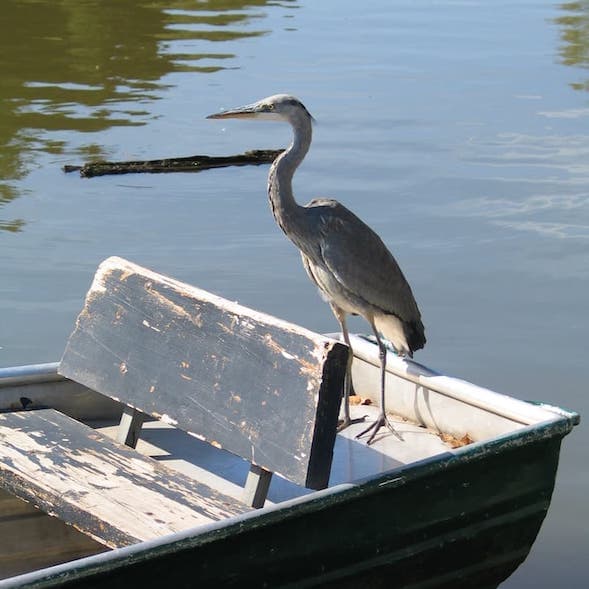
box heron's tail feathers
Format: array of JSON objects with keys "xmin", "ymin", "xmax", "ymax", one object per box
[
  {"xmin": 406, "ymin": 318, "xmax": 426, "ymax": 355},
  {"xmin": 374, "ymin": 313, "xmax": 426, "ymax": 358}
]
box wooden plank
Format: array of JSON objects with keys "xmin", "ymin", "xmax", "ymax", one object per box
[
  {"xmin": 0, "ymin": 409, "xmax": 251, "ymax": 549},
  {"xmin": 243, "ymin": 464, "xmax": 273, "ymax": 508},
  {"xmin": 116, "ymin": 406, "xmax": 145, "ymax": 448},
  {"xmin": 59, "ymin": 257, "xmax": 347, "ymax": 489}
]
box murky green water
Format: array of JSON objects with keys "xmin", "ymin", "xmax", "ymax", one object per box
[{"xmin": 1, "ymin": 0, "xmax": 588, "ymax": 586}]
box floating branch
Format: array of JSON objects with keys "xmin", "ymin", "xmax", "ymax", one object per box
[{"xmin": 63, "ymin": 149, "xmax": 284, "ymax": 178}]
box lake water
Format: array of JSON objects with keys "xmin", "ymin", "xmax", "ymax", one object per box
[{"xmin": 1, "ymin": 0, "xmax": 587, "ymax": 586}]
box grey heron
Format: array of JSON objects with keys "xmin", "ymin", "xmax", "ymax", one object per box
[{"xmin": 208, "ymin": 94, "xmax": 426, "ymax": 444}]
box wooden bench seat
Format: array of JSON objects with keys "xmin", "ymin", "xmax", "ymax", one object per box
[
  {"xmin": 0, "ymin": 409, "xmax": 250, "ymax": 548},
  {"xmin": 0, "ymin": 257, "xmax": 347, "ymax": 549}
]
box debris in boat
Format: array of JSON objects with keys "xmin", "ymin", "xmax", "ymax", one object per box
[
  {"xmin": 62, "ymin": 149, "xmax": 284, "ymax": 178},
  {"xmin": 438, "ymin": 432, "xmax": 474, "ymax": 448},
  {"xmin": 349, "ymin": 395, "xmax": 372, "ymax": 406}
]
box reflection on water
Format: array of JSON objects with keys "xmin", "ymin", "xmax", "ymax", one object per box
[
  {"xmin": 428, "ymin": 129, "xmax": 589, "ymax": 253},
  {"xmin": 555, "ymin": 1, "xmax": 589, "ymax": 91},
  {"xmin": 426, "ymin": 0, "xmax": 589, "ymax": 250},
  {"xmin": 0, "ymin": 0, "xmax": 290, "ymax": 231}
]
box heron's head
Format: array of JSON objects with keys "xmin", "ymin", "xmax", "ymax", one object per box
[{"xmin": 207, "ymin": 94, "xmax": 314, "ymax": 124}]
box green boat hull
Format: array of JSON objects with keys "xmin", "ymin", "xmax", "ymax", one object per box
[{"xmin": 4, "ymin": 421, "xmax": 567, "ymax": 589}]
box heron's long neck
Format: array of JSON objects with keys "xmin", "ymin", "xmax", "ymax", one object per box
[{"xmin": 267, "ymin": 116, "xmax": 311, "ymax": 242}]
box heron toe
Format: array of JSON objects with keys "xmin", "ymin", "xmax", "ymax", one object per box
[
  {"xmin": 356, "ymin": 411, "xmax": 404, "ymax": 445},
  {"xmin": 337, "ymin": 414, "xmax": 367, "ymax": 432}
]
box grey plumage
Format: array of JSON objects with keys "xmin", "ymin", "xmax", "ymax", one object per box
[
  {"xmin": 208, "ymin": 94, "xmax": 425, "ymax": 443},
  {"xmin": 300, "ymin": 197, "xmax": 425, "ymax": 352}
]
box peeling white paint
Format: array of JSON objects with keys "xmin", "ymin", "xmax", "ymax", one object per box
[
  {"xmin": 0, "ymin": 412, "xmax": 250, "ymax": 548},
  {"xmin": 90, "ymin": 269, "xmax": 108, "ymax": 293},
  {"xmin": 241, "ymin": 319, "xmax": 256, "ymax": 331},
  {"xmin": 0, "ymin": 427, "xmax": 52, "ymax": 454},
  {"xmin": 160, "ymin": 414, "xmax": 178, "ymax": 426},
  {"xmin": 142, "ymin": 320, "xmax": 161, "ymax": 333}
]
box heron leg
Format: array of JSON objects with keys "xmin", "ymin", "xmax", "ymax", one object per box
[
  {"xmin": 356, "ymin": 325, "xmax": 403, "ymax": 444},
  {"xmin": 332, "ymin": 307, "xmax": 365, "ymax": 431}
]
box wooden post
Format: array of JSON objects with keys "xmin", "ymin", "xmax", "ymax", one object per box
[
  {"xmin": 243, "ymin": 464, "xmax": 273, "ymax": 509},
  {"xmin": 116, "ymin": 407, "xmax": 145, "ymax": 449}
]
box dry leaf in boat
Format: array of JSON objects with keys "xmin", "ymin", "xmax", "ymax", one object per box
[
  {"xmin": 349, "ymin": 396, "xmax": 372, "ymax": 406},
  {"xmin": 439, "ymin": 432, "xmax": 473, "ymax": 448}
]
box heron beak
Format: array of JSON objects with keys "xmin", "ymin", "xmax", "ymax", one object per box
[{"xmin": 206, "ymin": 102, "xmax": 260, "ymax": 120}]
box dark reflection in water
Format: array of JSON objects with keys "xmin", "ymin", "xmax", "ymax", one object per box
[
  {"xmin": 0, "ymin": 0, "xmax": 291, "ymax": 231},
  {"xmin": 555, "ymin": 1, "xmax": 589, "ymax": 91}
]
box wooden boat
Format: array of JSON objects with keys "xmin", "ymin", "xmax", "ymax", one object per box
[{"xmin": 0, "ymin": 259, "xmax": 579, "ymax": 589}]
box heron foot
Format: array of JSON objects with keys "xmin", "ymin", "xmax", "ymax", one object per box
[
  {"xmin": 337, "ymin": 414, "xmax": 367, "ymax": 432},
  {"xmin": 355, "ymin": 412, "xmax": 403, "ymax": 445}
]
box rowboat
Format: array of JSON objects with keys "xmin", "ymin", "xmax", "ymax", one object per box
[{"xmin": 0, "ymin": 331, "xmax": 578, "ymax": 588}]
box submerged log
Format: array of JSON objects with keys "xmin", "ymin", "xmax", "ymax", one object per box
[{"xmin": 63, "ymin": 149, "xmax": 283, "ymax": 178}]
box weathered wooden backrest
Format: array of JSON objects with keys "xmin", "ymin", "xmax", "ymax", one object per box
[{"xmin": 59, "ymin": 257, "xmax": 347, "ymax": 491}]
